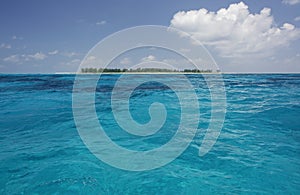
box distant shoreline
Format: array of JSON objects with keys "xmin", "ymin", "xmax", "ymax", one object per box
[
  {"xmin": 1, "ymin": 72, "xmax": 300, "ymax": 75},
  {"xmin": 60, "ymin": 72, "xmax": 219, "ymax": 75},
  {"xmin": 54, "ymin": 72, "xmax": 300, "ymax": 75}
]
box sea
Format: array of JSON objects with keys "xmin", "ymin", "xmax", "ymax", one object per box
[{"xmin": 0, "ymin": 74, "xmax": 299, "ymax": 194}]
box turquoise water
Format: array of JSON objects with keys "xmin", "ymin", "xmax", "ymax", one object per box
[{"xmin": 0, "ymin": 74, "xmax": 299, "ymax": 194}]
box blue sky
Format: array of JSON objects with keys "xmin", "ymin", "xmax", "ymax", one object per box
[{"xmin": 0, "ymin": 0, "xmax": 299, "ymax": 73}]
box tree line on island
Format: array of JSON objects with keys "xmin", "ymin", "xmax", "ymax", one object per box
[{"xmin": 81, "ymin": 68, "xmax": 219, "ymax": 73}]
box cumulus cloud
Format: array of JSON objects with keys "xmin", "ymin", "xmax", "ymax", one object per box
[
  {"xmin": 120, "ymin": 57, "xmax": 131, "ymax": 65},
  {"xmin": 48, "ymin": 50, "xmax": 59, "ymax": 55},
  {"xmin": 170, "ymin": 2, "xmax": 300, "ymax": 57},
  {"xmin": 3, "ymin": 55, "xmax": 20, "ymax": 63},
  {"xmin": 63, "ymin": 52, "xmax": 80, "ymax": 58},
  {"xmin": 28, "ymin": 52, "xmax": 47, "ymax": 60},
  {"xmin": 12, "ymin": 35, "xmax": 23, "ymax": 40},
  {"xmin": 96, "ymin": 20, "xmax": 106, "ymax": 25},
  {"xmin": 3, "ymin": 52, "xmax": 47, "ymax": 64},
  {"xmin": 141, "ymin": 55, "xmax": 156, "ymax": 62},
  {"xmin": 86, "ymin": 55, "xmax": 96, "ymax": 61},
  {"xmin": 64, "ymin": 58, "xmax": 81, "ymax": 67},
  {"xmin": 81, "ymin": 55, "xmax": 99, "ymax": 67},
  {"xmin": 295, "ymin": 16, "xmax": 300, "ymax": 21},
  {"xmin": 0, "ymin": 43, "xmax": 11, "ymax": 49},
  {"xmin": 282, "ymin": 0, "xmax": 300, "ymax": 5}
]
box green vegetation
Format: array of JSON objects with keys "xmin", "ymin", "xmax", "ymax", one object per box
[{"xmin": 81, "ymin": 68, "xmax": 218, "ymax": 73}]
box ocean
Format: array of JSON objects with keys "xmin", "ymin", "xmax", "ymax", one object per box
[{"xmin": 0, "ymin": 74, "xmax": 299, "ymax": 194}]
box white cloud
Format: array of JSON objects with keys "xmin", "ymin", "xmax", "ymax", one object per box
[
  {"xmin": 161, "ymin": 57, "xmax": 209, "ymax": 70},
  {"xmin": 282, "ymin": 0, "xmax": 300, "ymax": 5},
  {"xmin": 141, "ymin": 55, "xmax": 156, "ymax": 62},
  {"xmin": 3, "ymin": 55, "xmax": 20, "ymax": 63},
  {"xmin": 295, "ymin": 16, "xmax": 300, "ymax": 21},
  {"xmin": 28, "ymin": 52, "xmax": 47, "ymax": 60},
  {"xmin": 63, "ymin": 52, "xmax": 80, "ymax": 57},
  {"xmin": 12, "ymin": 35, "xmax": 23, "ymax": 40},
  {"xmin": 96, "ymin": 20, "xmax": 106, "ymax": 25},
  {"xmin": 180, "ymin": 48, "xmax": 191, "ymax": 53},
  {"xmin": 120, "ymin": 57, "xmax": 131, "ymax": 65},
  {"xmin": 170, "ymin": 2, "xmax": 300, "ymax": 57},
  {"xmin": 64, "ymin": 58, "xmax": 81, "ymax": 67},
  {"xmin": 81, "ymin": 55, "xmax": 99, "ymax": 67},
  {"xmin": 3, "ymin": 52, "xmax": 47, "ymax": 64},
  {"xmin": 86, "ymin": 55, "xmax": 96, "ymax": 61},
  {"xmin": 48, "ymin": 50, "xmax": 59, "ymax": 55},
  {"xmin": 0, "ymin": 43, "xmax": 11, "ymax": 49}
]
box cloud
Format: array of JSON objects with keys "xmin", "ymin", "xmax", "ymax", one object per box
[
  {"xmin": 120, "ymin": 57, "xmax": 131, "ymax": 65},
  {"xmin": 12, "ymin": 35, "xmax": 23, "ymax": 40},
  {"xmin": 141, "ymin": 55, "xmax": 156, "ymax": 62},
  {"xmin": 3, "ymin": 55, "xmax": 20, "ymax": 63},
  {"xmin": 0, "ymin": 43, "xmax": 11, "ymax": 49},
  {"xmin": 81, "ymin": 55, "xmax": 100, "ymax": 67},
  {"xmin": 170, "ymin": 2, "xmax": 300, "ymax": 57},
  {"xmin": 295, "ymin": 16, "xmax": 300, "ymax": 21},
  {"xmin": 3, "ymin": 52, "xmax": 47, "ymax": 64},
  {"xmin": 64, "ymin": 58, "xmax": 81, "ymax": 67},
  {"xmin": 96, "ymin": 20, "xmax": 106, "ymax": 25},
  {"xmin": 28, "ymin": 52, "xmax": 47, "ymax": 60},
  {"xmin": 282, "ymin": 0, "xmax": 300, "ymax": 5},
  {"xmin": 86, "ymin": 55, "xmax": 96, "ymax": 61},
  {"xmin": 63, "ymin": 52, "xmax": 80, "ymax": 57},
  {"xmin": 48, "ymin": 50, "xmax": 59, "ymax": 55}
]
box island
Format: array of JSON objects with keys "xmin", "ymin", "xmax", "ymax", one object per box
[{"xmin": 80, "ymin": 68, "xmax": 220, "ymax": 73}]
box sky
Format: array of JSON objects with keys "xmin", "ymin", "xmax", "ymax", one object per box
[{"xmin": 0, "ymin": 0, "xmax": 300, "ymax": 73}]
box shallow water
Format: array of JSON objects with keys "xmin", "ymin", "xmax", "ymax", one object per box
[{"xmin": 0, "ymin": 74, "xmax": 299, "ymax": 194}]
